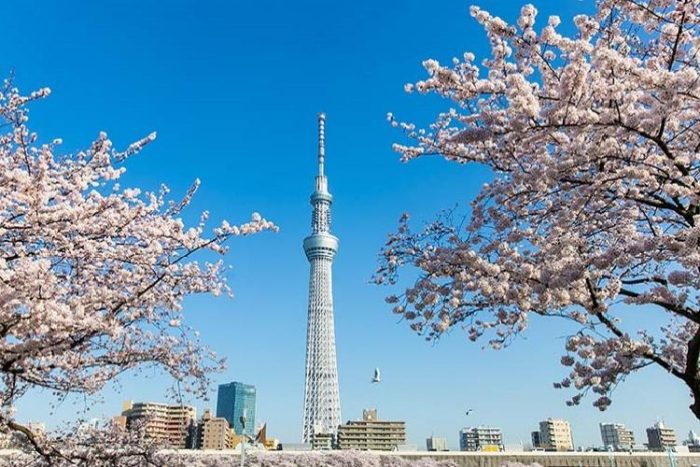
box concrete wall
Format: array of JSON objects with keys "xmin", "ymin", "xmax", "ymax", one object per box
[{"xmin": 387, "ymin": 451, "xmax": 700, "ymax": 467}]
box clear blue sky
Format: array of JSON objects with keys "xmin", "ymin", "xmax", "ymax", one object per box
[{"xmin": 3, "ymin": 0, "xmax": 697, "ymax": 450}]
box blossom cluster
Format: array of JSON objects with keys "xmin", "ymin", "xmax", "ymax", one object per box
[
  {"xmin": 378, "ymin": 0, "xmax": 700, "ymax": 415},
  {"xmin": 0, "ymin": 82, "xmax": 276, "ymax": 460},
  {"xmin": 1, "ymin": 448, "xmax": 469, "ymax": 467}
]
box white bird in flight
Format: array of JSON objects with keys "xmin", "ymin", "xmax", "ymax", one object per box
[
  {"xmin": 372, "ymin": 368, "xmax": 381, "ymax": 383},
  {"xmin": 466, "ymin": 408, "xmax": 473, "ymax": 416}
]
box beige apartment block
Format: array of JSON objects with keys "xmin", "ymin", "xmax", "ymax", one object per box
[
  {"xmin": 337, "ymin": 409, "xmax": 406, "ymax": 451},
  {"xmin": 121, "ymin": 400, "xmax": 196, "ymax": 449},
  {"xmin": 539, "ymin": 418, "xmax": 574, "ymax": 452},
  {"xmin": 196, "ymin": 409, "xmax": 238, "ymax": 450}
]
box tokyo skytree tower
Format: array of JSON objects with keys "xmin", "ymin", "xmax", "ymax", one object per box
[{"xmin": 302, "ymin": 113, "xmax": 341, "ymax": 442}]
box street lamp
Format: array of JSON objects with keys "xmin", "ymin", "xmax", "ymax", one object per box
[{"xmin": 239, "ymin": 411, "xmax": 253, "ymax": 467}]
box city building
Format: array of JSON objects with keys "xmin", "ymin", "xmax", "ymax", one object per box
[
  {"xmin": 600, "ymin": 423, "xmax": 635, "ymax": 451},
  {"xmin": 459, "ymin": 427, "xmax": 504, "ymax": 452},
  {"xmin": 646, "ymin": 421, "xmax": 677, "ymax": 451},
  {"xmin": 426, "ymin": 436, "xmax": 449, "ymax": 451},
  {"xmin": 120, "ymin": 400, "xmax": 196, "ymax": 448},
  {"xmin": 256, "ymin": 424, "xmax": 279, "ymax": 450},
  {"xmin": 302, "ymin": 113, "xmax": 342, "ymax": 442},
  {"xmin": 684, "ymin": 430, "xmax": 700, "ymax": 452},
  {"xmin": 191, "ymin": 409, "xmax": 239, "ymax": 450},
  {"xmin": 310, "ymin": 432, "xmax": 334, "ymax": 450},
  {"xmin": 216, "ymin": 381, "xmax": 256, "ymax": 438},
  {"xmin": 337, "ymin": 409, "xmax": 406, "ymax": 451},
  {"xmin": 537, "ymin": 419, "xmax": 573, "ymax": 452},
  {"xmin": 531, "ymin": 431, "xmax": 541, "ymax": 449}
]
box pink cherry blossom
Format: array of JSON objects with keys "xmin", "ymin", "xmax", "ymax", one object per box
[
  {"xmin": 0, "ymin": 81, "xmax": 276, "ymax": 462},
  {"xmin": 377, "ymin": 0, "xmax": 700, "ymax": 418}
]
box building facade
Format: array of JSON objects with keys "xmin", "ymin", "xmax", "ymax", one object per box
[
  {"xmin": 216, "ymin": 381, "xmax": 256, "ymax": 438},
  {"xmin": 337, "ymin": 409, "xmax": 406, "ymax": 451},
  {"xmin": 302, "ymin": 113, "xmax": 342, "ymax": 442},
  {"xmin": 120, "ymin": 400, "xmax": 196, "ymax": 449},
  {"xmin": 191, "ymin": 409, "xmax": 239, "ymax": 450},
  {"xmin": 600, "ymin": 423, "xmax": 635, "ymax": 451},
  {"xmin": 538, "ymin": 419, "xmax": 573, "ymax": 452},
  {"xmin": 459, "ymin": 427, "xmax": 504, "ymax": 452},
  {"xmin": 646, "ymin": 421, "xmax": 677, "ymax": 451},
  {"xmin": 531, "ymin": 431, "xmax": 541, "ymax": 449},
  {"xmin": 426, "ymin": 436, "xmax": 449, "ymax": 451}
]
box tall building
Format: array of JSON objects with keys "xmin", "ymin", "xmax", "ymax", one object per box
[
  {"xmin": 646, "ymin": 421, "xmax": 677, "ymax": 451},
  {"xmin": 459, "ymin": 427, "xmax": 504, "ymax": 452},
  {"xmin": 216, "ymin": 381, "xmax": 256, "ymax": 437},
  {"xmin": 426, "ymin": 436, "xmax": 449, "ymax": 451},
  {"xmin": 600, "ymin": 423, "xmax": 635, "ymax": 451},
  {"xmin": 120, "ymin": 400, "xmax": 196, "ymax": 448},
  {"xmin": 538, "ymin": 419, "xmax": 573, "ymax": 451},
  {"xmin": 337, "ymin": 409, "xmax": 406, "ymax": 451},
  {"xmin": 302, "ymin": 113, "xmax": 342, "ymax": 442}
]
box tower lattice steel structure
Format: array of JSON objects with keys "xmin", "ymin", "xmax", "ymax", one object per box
[{"xmin": 302, "ymin": 113, "xmax": 341, "ymax": 442}]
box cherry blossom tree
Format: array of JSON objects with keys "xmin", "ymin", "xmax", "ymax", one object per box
[
  {"xmin": 0, "ymin": 81, "xmax": 276, "ymax": 463},
  {"xmin": 3, "ymin": 450, "xmax": 462, "ymax": 467},
  {"xmin": 377, "ymin": 0, "xmax": 700, "ymax": 417}
]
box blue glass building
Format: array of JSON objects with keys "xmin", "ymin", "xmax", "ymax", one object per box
[{"xmin": 216, "ymin": 381, "xmax": 256, "ymax": 437}]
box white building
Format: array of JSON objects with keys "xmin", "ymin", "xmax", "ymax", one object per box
[
  {"xmin": 460, "ymin": 427, "xmax": 504, "ymax": 451},
  {"xmin": 426, "ymin": 436, "xmax": 449, "ymax": 451}
]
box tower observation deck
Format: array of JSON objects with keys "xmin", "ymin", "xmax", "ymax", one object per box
[{"xmin": 301, "ymin": 113, "xmax": 341, "ymax": 442}]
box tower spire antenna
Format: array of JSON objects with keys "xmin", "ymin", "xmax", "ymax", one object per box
[
  {"xmin": 303, "ymin": 111, "xmax": 340, "ymax": 442},
  {"xmin": 318, "ymin": 112, "xmax": 325, "ymax": 177}
]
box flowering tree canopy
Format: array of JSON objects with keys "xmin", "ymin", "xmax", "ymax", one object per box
[
  {"xmin": 377, "ymin": 0, "xmax": 700, "ymax": 417},
  {"xmin": 0, "ymin": 82, "xmax": 276, "ymax": 461},
  {"xmin": 3, "ymin": 450, "xmax": 465, "ymax": 467}
]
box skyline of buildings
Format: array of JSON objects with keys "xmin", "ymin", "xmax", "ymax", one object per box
[{"xmin": 88, "ymin": 395, "xmax": 700, "ymax": 454}]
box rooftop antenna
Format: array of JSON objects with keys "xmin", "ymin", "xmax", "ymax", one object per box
[{"xmin": 318, "ymin": 112, "xmax": 326, "ymax": 177}]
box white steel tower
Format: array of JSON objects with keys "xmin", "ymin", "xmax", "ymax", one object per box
[{"xmin": 302, "ymin": 113, "xmax": 341, "ymax": 442}]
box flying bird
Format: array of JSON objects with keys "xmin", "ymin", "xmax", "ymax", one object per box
[
  {"xmin": 466, "ymin": 408, "xmax": 473, "ymax": 416},
  {"xmin": 372, "ymin": 368, "xmax": 381, "ymax": 383}
]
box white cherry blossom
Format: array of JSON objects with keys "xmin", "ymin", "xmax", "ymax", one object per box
[{"xmin": 377, "ymin": 0, "xmax": 700, "ymax": 418}]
